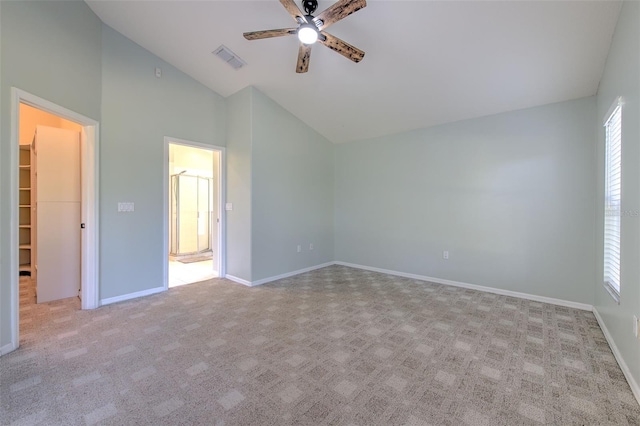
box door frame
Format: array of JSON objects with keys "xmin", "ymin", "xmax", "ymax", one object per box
[
  {"xmin": 163, "ymin": 137, "xmax": 226, "ymax": 290},
  {"xmin": 9, "ymin": 88, "xmax": 100, "ymax": 351}
]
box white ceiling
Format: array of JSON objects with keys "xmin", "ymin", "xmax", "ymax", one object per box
[{"xmin": 85, "ymin": 0, "xmax": 621, "ymax": 143}]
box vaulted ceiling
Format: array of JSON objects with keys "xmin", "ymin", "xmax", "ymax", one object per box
[{"xmin": 85, "ymin": 0, "xmax": 622, "ymax": 143}]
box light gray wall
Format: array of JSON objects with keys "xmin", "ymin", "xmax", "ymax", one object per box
[
  {"xmin": 0, "ymin": 0, "xmax": 102, "ymax": 349},
  {"xmin": 251, "ymin": 89, "xmax": 334, "ymax": 281},
  {"xmin": 100, "ymin": 25, "xmax": 226, "ymax": 299},
  {"xmin": 594, "ymin": 0, "xmax": 640, "ymax": 393},
  {"xmin": 226, "ymin": 87, "xmax": 253, "ymax": 282},
  {"xmin": 0, "ymin": 0, "xmax": 3, "ymax": 350},
  {"xmin": 335, "ymin": 97, "xmax": 597, "ymax": 304}
]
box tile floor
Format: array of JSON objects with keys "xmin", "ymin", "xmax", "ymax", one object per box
[{"xmin": 168, "ymin": 259, "xmax": 217, "ymax": 288}]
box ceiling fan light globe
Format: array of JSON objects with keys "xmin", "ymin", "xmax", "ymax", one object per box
[{"xmin": 298, "ymin": 26, "xmax": 318, "ymax": 44}]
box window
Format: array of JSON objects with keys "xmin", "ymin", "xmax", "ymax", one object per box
[{"xmin": 603, "ymin": 99, "xmax": 622, "ymax": 299}]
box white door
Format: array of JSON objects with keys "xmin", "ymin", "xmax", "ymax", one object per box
[{"xmin": 36, "ymin": 126, "xmax": 81, "ymax": 303}]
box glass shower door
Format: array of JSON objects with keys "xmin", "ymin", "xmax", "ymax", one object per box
[
  {"xmin": 178, "ymin": 175, "xmax": 199, "ymax": 254},
  {"xmin": 197, "ymin": 177, "xmax": 211, "ymax": 252},
  {"xmin": 171, "ymin": 174, "xmax": 213, "ymax": 256}
]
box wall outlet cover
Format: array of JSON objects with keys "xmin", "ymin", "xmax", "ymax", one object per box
[{"xmin": 117, "ymin": 202, "xmax": 134, "ymax": 212}]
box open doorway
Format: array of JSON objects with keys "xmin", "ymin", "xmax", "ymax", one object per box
[
  {"xmin": 19, "ymin": 105, "xmax": 84, "ymax": 304},
  {"xmin": 8, "ymin": 88, "xmax": 99, "ymax": 354},
  {"xmin": 164, "ymin": 138, "xmax": 224, "ymax": 288}
]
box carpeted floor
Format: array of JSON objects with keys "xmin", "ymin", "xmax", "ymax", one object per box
[{"xmin": 1, "ymin": 265, "xmax": 639, "ymax": 425}]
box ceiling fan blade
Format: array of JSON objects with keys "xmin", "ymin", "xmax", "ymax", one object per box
[
  {"xmin": 319, "ymin": 32, "xmax": 365, "ymax": 63},
  {"xmin": 315, "ymin": 0, "xmax": 366, "ymax": 31},
  {"xmin": 280, "ymin": 0, "xmax": 307, "ymax": 24},
  {"xmin": 243, "ymin": 28, "xmax": 297, "ymax": 40},
  {"xmin": 296, "ymin": 43, "xmax": 312, "ymax": 73}
]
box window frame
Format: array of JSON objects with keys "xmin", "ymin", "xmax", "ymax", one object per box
[{"xmin": 602, "ymin": 97, "xmax": 623, "ymax": 303}]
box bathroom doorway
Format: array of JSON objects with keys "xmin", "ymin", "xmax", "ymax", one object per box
[{"xmin": 164, "ymin": 139, "xmax": 224, "ymax": 288}]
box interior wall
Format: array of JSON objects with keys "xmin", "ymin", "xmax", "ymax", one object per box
[
  {"xmin": 594, "ymin": 0, "xmax": 640, "ymax": 396},
  {"xmin": 335, "ymin": 97, "xmax": 597, "ymax": 305},
  {"xmin": 19, "ymin": 103, "xmax": 82, "ymax": 146},
  {"xmin": 0, "ymin": 0, "xmax": 102, "ymax": 351},
  {"xmin": 100, "ymin": 24, "xmax": 227, "ymax": 300},
  {"xmin": 225, "ymin": 87, "xmax": 253, "ymax": 282},
  {"xmin": 0, "ymin": 0, "xmax": 3, "ymax": 350},
  {"xmin": 251, "ymin": 88, "xmax": 334, "ymax": 281}
]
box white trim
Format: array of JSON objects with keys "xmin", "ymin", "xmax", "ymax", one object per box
[
  {"xmin": 603, "ymin": 281, "xmax": 621, "ymax": 305},
  {"xmin": 225, "ymin": 274, "xmax": 252, "ymax": 287},
  {"xmin": 250, "ymin": 262, "xmax": 335, "ymax": 287},
  {"xmin": 1, "ymin": 343, "xmax": 17, "ymax": 356},
  {"xmin": 79, "ymin": 125, "xmax": 100, "ymax": 310},
  {"xmin": 8, "ymin": 88, "xmax": 100, "ymax": 356},
  {"xmin": 163, "ymin": 137, "xmax": 226, "ymax": 292},
  {"xmin": 592, "ymin": 307, "xmax": 640, "ymax": 406},
  {"xmin": 100, "ymin": 286, "xmax": 165, "ymax": 306},
  {"xmin": 335, "ymin": 261, "xmax": 593, "ymax": 311},
  {"xmin": 603, "ymin": 96, "xmax": 624, "ymax": 125},
  {"xmin": 163, "ymin": 140, "xmax": 169, "ymax": 291},
  {"xmin": 225, "ymin": 262, "xmax": 335, "ymax": 287}
]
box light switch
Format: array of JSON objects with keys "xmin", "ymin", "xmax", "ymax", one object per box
[{"xmin": 225, "ymin": 203, "xmax": 233, "ymax": 211}]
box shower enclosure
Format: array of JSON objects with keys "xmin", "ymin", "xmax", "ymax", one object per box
[{"xmin": 170, "ymin": 173, "xmax": 213, "ymax": 257}]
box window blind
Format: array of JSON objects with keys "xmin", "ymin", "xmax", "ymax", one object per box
[{"xmin": 604, "ymin": 103, "xmax": 622, "ymax": 296}]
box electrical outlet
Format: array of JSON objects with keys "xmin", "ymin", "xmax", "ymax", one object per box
[
  {"xmin": 443, "ymin": 250, "xmax": 449, "ymax": 260},
  {"xmin": 634, "ymin": 315, "xmax": 639, "ymax": 340},
  {"xmin": 118, "ymin": 202, "xmax": 134, "ymax": 212},
  {"xmin": 297, "ymin": 245, "xmax": 301, "ymax": 253},
  {"xmin": 309, "ymin": 243, "xmax": 314, "ymax": 250}
]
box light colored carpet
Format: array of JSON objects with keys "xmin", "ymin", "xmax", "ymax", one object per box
[{"xmin": 1, "ymin": 266, "xmax": 639, "ymax": 425}]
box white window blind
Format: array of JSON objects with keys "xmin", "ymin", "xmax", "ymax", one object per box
[{"xmin": 603, "ymin": 102, "xmax": 622, "ymax": 297}]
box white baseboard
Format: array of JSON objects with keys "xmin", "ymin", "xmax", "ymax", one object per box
[
  {"xmin": 225, "ymin": 275, "xmax": 252, "ymax": 287},
  {"xmin": 250, "ymin": 262, "xmax": 335, "ymax": 287},
  {"xmin": 225, "ymin": 262, "xmax": 335, "ymax": 287},
  {"xmin": 100, "ymin": 286, "xmax": 165, "ymax": 306},
  {"xmin": 334, "ymin": 261, "xmax": 593, "ymax": 311},
  {"xmin": 0, "ymin": 342, "xmax": 17, "ymax": 356},
  {"xmin": 592, "ymin": 307, "xmax": 640, "ymax": 406}
]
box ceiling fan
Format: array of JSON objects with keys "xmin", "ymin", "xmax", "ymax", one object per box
[{"xmin": 243, "ymin": 0, "xmax": 366, "ymax": 73}]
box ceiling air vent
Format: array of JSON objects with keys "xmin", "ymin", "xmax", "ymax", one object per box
[{"xmin": 213, "ymin": 45, "xmax": 246, "ymax": 70}]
